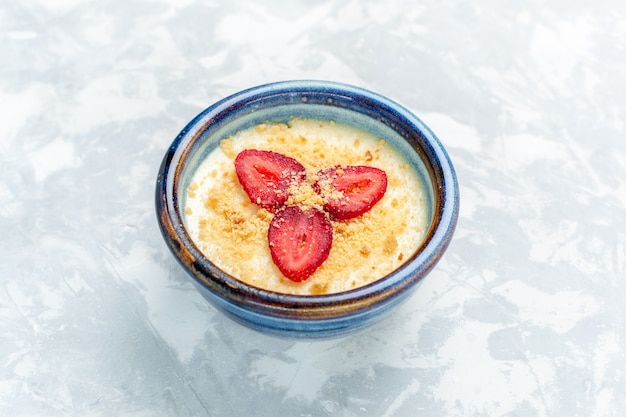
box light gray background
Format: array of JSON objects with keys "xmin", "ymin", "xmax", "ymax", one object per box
[{"xmin": 1, "ymin": 1, "xmax": 625, "ymax": 416}]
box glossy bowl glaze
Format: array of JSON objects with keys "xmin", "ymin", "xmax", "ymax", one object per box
[{"xmin": 155, "ymin": 80, "xmax": 459, "ymax": 338}]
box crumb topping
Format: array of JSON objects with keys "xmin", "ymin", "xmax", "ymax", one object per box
[
  {"xmin": 286, "ymin": 180, "xmax": 324, "ymax": 210},
  {"xmin": 184, "ymin": 118, "xmax": 428, "ymax": 295}
]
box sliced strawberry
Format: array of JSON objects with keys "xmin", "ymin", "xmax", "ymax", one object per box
[
  {"xmin": 315, "ymin": 165, "xmax": 387, "ymax": 220},
  {"xmin": 268, "ymin": 205, "xmax": 333, "ymax": 282},
  {"xmin": 235, "ymin": 149, "xmax": 306, "ymax": 211}
]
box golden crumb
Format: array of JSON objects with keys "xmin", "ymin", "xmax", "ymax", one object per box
[
  {"xmin": 310, "ymin": 282, "xmax": 329, "ymax": 295},
  {"xmin": 286, "ymin": 181, "xmax": 324, "ymax": 209},
  {"xmin": 383, "ymin": 235, "xmax": 398, "ymax": 254},
  {"xmin": 256, "ymin": 208, "xmax": 271, "ymax": 221},
  {"xmin": 205, "ymin": 196, "xmax": 220, "ymax": 210},
  {"xmin": 220, "ymin": 138, "xmax": 236, "ymax": 158}
]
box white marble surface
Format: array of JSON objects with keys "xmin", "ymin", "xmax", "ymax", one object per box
[{"xmin": 2, "ymin": 0, "xmax": 625, "ymax": 416}]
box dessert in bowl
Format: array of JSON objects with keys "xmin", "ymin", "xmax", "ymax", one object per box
[{"xmin": 155, "ymin": 80, "xmax": 459, "ymax": 338}]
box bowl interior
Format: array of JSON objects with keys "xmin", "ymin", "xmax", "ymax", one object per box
[{"xmin": 178, "ymin": 92, "xmax": 437, "ymax": 249}]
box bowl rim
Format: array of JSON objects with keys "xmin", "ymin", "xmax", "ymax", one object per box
[{"xmin": 156, "ymin": 80, "xmax": 459, "ymax": 319}]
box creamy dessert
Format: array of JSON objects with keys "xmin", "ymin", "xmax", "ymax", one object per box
[{"xmin": 184, "ymin": 118, "xmax": 429, "ymax": 295}]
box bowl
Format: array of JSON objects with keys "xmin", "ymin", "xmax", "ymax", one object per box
[{"xmin": 155, "ymin": 80, "xmax": 459, "ymax": 338}]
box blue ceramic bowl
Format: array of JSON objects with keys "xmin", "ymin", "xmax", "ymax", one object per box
[{"xmin": 155, "ymin": 80, "xmax": 459, "ymax": 338}]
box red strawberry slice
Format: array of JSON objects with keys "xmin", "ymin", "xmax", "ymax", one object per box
[
  {"xmin": 268, "ymin": 205, "xmax": 333, "ymax": 282},
  {"xmin": 235, "ymin": 149, "xmax": 306, "ymax": 211},
  {"xmin": 315, "ymin": 165, "xmax": 387, "ymax": 220}
]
